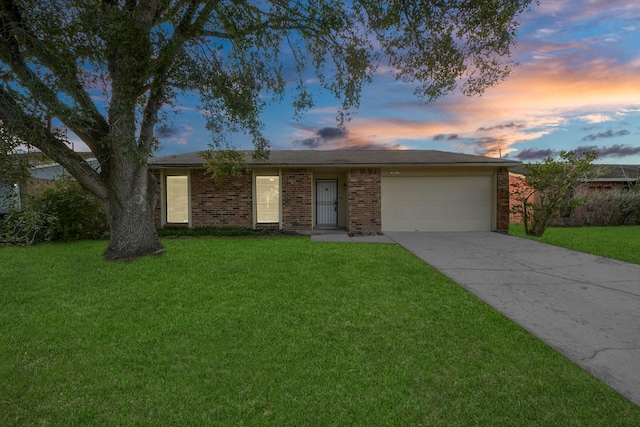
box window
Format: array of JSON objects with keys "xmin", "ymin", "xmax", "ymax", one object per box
[
  {"xmin": 166, "ymin": 175, "xmax": 189, "ymax": 223},
  {"xmin": 256, "ymin": 176, "xmax": 280, "ymax": 223}
]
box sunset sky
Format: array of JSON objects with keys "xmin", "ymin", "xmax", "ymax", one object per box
[{"xmin": 155, "ymin": 0, "xmax": 640, "ymax": 164}]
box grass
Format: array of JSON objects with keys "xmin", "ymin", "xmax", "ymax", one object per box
[
  {"xmin": 509, "ymin": 224, "xmax": 640, "ymax": 264},
  {"xmin": 2, "ymin": 237, "xmax": 640, "ymax": 426}
]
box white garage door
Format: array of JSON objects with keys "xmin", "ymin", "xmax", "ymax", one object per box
[{"xmin": 382, "ymin": 176, "xmax": 493, "ymax": 231}]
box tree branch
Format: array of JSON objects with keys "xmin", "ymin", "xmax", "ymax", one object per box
[
  {"xmin": 139, "ymin": 1, "xmax": 215, "ymax": 152},
  {"xmin": 0, "ymin": 0, "xmax": 109, "ymax": 159},
  {"xmin": 0, "ymin": 85, "xmax": 107, "ymax": 203}
]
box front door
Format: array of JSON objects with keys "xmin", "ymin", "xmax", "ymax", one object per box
[{"xmin": 316, "ymin": 180, "xmax": 338, "ymax": 227}]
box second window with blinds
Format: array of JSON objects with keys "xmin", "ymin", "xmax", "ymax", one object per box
[
  {"xmin": 256, "ymin": 176, "xmax": 280, "ymax": 223},
  {"xmin": 166, "ymin": 175, "xmax": 189, "ymax": 224}
]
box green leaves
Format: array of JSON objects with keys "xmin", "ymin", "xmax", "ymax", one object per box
[
  {"xmin": 1, "ymin": 1, "xmax": 535, "ymax": 257},
  {"xmin": 1, "ymin": 0, "xmax": 535, "ymax": 163},
  {"xmin": 511, "ymin": 149, "xmax": 601, "ymax": 236},
  {"xmin": 196, "ymin": 0, "xmax": 534, "ymax": 158},
  {"xmin": 200, "ymin": 148, "xmax": 249, "ymax": 182}
]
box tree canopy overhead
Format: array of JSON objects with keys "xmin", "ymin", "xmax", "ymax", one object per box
[{"xmin": 0, "ymin": 0, "xmax": 535, "ymax": 259}]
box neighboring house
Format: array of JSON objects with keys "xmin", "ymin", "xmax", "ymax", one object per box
[
  {"xmin": 149, "ymin": 150, "xmax": 518, "ymax": 234},
  {"xmin": 0, "ymin": 153, "xmax": 99, "ymax": 216},
  {"xmin": 508, "ymin": 171, "xmax": 527, "ymax": 224},
  {"xmin": 0, "ymin": 183, "xmax": 20, "ymax": 216},
  {"xmin": 509, "ymin": 164, "xmax": 640, "ymax": 224},
  {"xmin": 583, "ymin": 164, "xmax": 640, "ymax": 190}
]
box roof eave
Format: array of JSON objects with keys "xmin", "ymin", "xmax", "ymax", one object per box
[
  {"xmin": 248, "ymin": 162, "xmax": 520, "ymax": 168},
  {"xmin": 149, "ymin": 163, "xmax": 202, "ymax": 169},
  {"xmin": 150, "ymin": 161, "xmax": 520, "ymax": 169},
  {"xmin": 582, "ymin": 178, "xmax": 639, "ymax": 182}
]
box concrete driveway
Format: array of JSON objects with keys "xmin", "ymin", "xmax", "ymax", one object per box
[{"xmin": 385, "ymin": 231, "xmax": 640, "ymax": 406}]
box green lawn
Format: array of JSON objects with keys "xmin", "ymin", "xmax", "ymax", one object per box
[
  {"xmin": 509, "ymin": 224, "xmax": 640, "ymax": 264},
  {"xmin": 2, "ymin": 237, "xmax": 639, "ymax": 426}
]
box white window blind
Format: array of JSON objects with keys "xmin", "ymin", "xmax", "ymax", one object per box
[
  {"xmin": 166, "ymin": 175, "xmax": 189, "ymax": 223},
  {"xmin": 256, "ymin": 176, "xmax": 279, "ymax": 223}
]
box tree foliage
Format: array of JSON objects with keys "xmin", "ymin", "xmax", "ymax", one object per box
[
  {"xmin": 510, "ymin": 150, "xmax": 602, "ymax": 237},
  {"xmin": 0, "ymin": 147, "xmax": 29, "ymax": 186},
  {"xmin": 0, "ymin": 0, "xmax": 535, "ymax": 259},
  {"xmin": 200, "ymin": 149, "xmax": 249, "ymax": 183}
]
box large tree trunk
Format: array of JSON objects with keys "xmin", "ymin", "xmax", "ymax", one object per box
[
  {"xmin": 101, "ymin": 33, "xmax": 165, "ymax": 261},
  {"xmin": 103, "ymin": 161, "xmax": 163, "ymax": 261}
]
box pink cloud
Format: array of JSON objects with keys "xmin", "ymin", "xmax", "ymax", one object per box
[
  {"xmin": 283, "ymin": 1, "xmax": 640, "ymax": 161},
  {"xmin": 307, "ymin": 54, "xmax": 640, "ymax": 158}
]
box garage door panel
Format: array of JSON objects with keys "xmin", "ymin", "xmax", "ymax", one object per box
[{"xmin": 382, "ymin": 176, "xmax": 493, "ymax": 232}]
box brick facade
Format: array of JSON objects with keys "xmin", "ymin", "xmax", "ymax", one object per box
[
  {"xmin": 190, "ymin": 170, "xmax": 253, "ymax": 228},
  {"xmin": 281, "ymin": 168, "xmax": 313, "ymax": 231},
  {"xmin": 347, "ymin": 168, "xmax": 381, "ymax": 232},
  {"xmin": 496, "ymin": 167, "xmax": 510, "ymax": 233},
  {"xmin": 153, "ymin": 165, "xmax": 510, "ymax": 234}
]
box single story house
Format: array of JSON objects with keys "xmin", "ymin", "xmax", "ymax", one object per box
[
  {"xmin": 510, "ymin": 164, "xmax": 640, "ymax": 191},
  {"xmin": 582, "ymin": 164, "xmax": 640, "ymax": 191},
  {"xmin": 509, "ymin": 164, "xmax": 640, "ymax": 224},
  {"xmin": 148, "ymin": 150, "xmax": 519, "ymax": 233}
]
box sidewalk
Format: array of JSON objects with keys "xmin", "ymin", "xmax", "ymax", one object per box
[{"xmin": 310, "ymin": 231, "xmax": 394, "ymax": 244}]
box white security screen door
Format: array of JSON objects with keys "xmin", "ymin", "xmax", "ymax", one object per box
[{"xmin": 316, "ymin": 180, "xmax": 338, "ymax": 227}]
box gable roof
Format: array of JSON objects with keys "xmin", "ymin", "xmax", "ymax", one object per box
[
  {"xmin": 596, "ymin": 164, "xmax": 640, "ymax": 181},
  {"xmin": 149, "ymin": 150, "xmax": 520, "ymax": 168}
]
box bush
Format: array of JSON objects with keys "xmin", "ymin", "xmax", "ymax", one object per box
[
  {"xmin": 157, "ymin": 226, "xmax": 282, "ymax": 238},
  {"xmin": 510, "ymin": 150, "xmax": 600, "ymax": 236},
  {"xmin": 0, "ymin": 178, "xmax": 109, "ymax": 245},
  {"xmin": 573, "ymin": 187, "xmax": 640, "ymax": 226},
  {"xmin": 0, "ymin": 208, "xmax": 56, "ymax": 245}
]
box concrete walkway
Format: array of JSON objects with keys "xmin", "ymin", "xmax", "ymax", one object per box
[
  {"xmin": 310, "ymin": 232, "xmax": 394, "ymax": 244},
  {"xmin": 382, "ymin": 231, "xmax": 640, "ymax": 406}
]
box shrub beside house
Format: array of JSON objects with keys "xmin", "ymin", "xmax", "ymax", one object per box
[
  {"xmin": 509, "ymin": 164, "xmax": 640, "ymax": 227},
  {"xmin": 0, "ymin": 153, "xmax": 107, "ymax": 244}
]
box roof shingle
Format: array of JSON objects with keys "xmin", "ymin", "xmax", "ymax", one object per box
[{"xmin": 149, "ymin": 150, "xmax": 520, "ymax": 168}]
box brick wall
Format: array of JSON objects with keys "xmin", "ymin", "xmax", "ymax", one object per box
[
  {"xmin": 496, "ymin": 167, "xmax": 510, "ymax": 233},
  {"xmin": 23, "ymin": 178, "xmax": 55, "ymax": 197},
  {"xmin": 190, "ymin": 170, "xmax": 253, "ymax": 228},
  {"xmin": 347, "ymin": 168, "xmax": 381, "ymax": 232},
  {"xmin": 508, "ymin": 173, "xmax": 527, "ymax": 224},
  {"xmin": 281, "ymin": 168, "xmax": 312, "ymax": 231}
]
